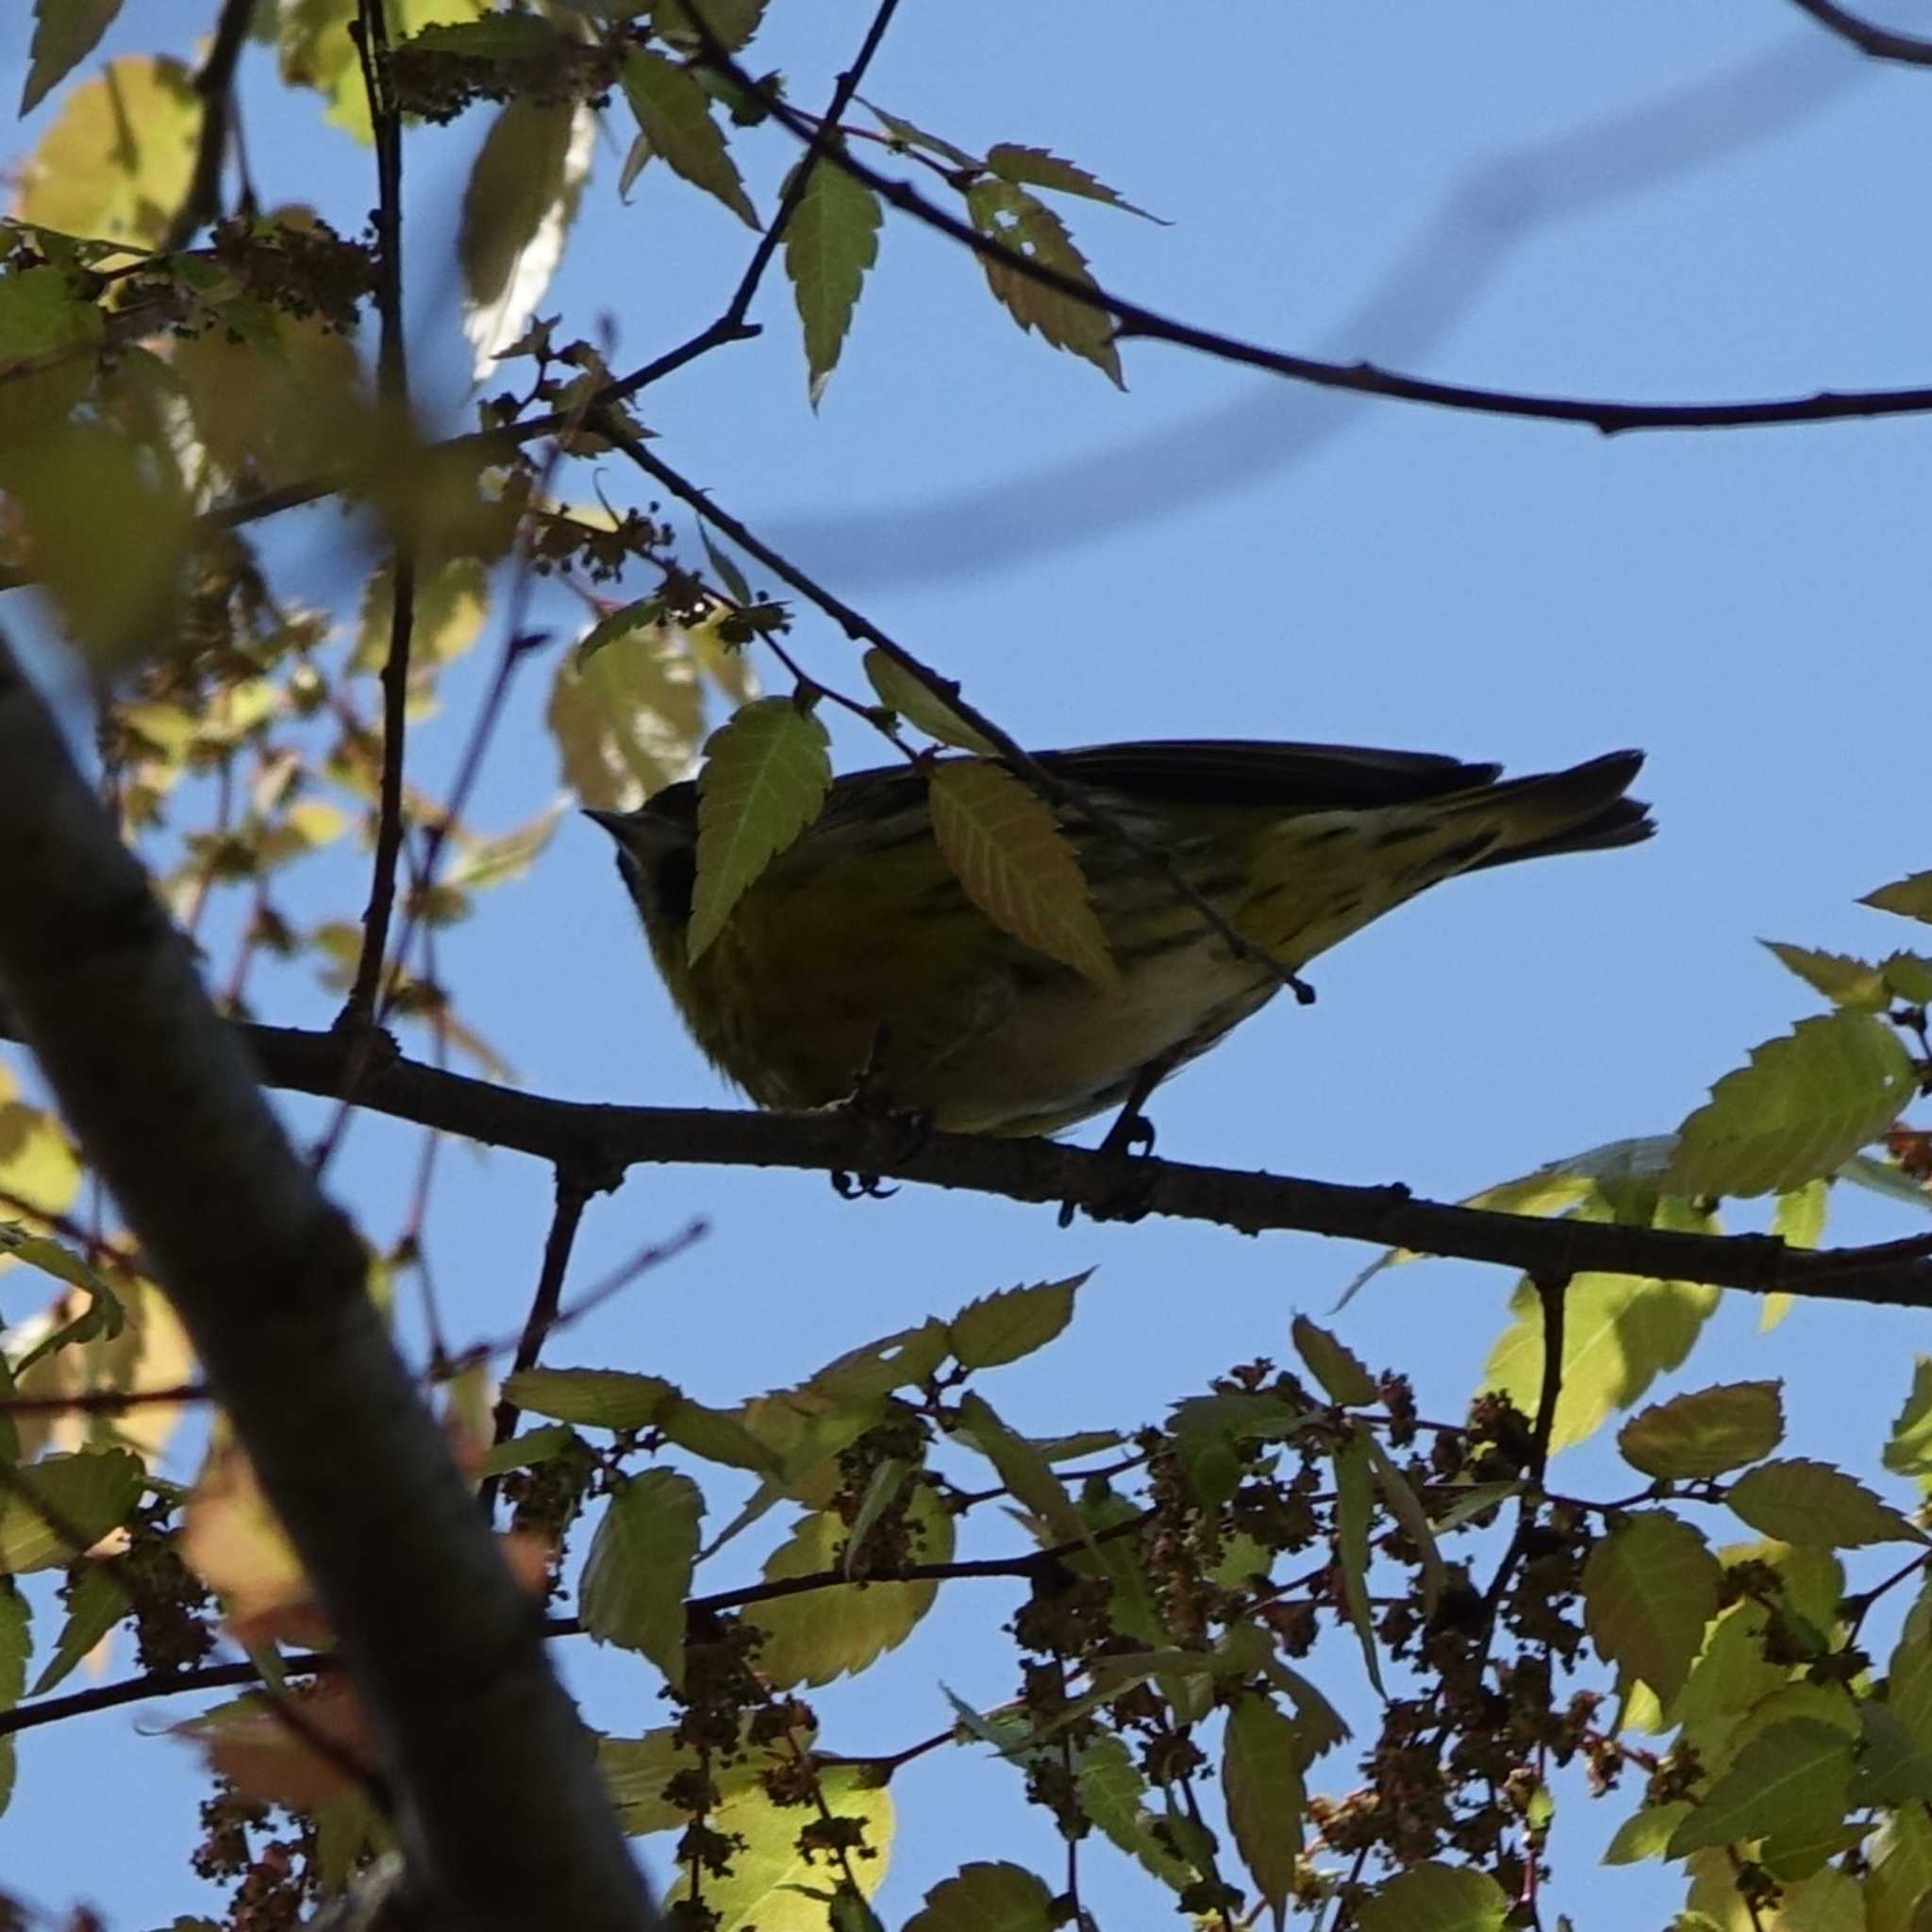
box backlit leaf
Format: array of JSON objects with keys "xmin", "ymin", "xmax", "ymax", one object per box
[
  {"xmin": 621, "ymin": 51, "xmax": 758, "ymax": 226},
  {"xmin": 580, "ymin": 1469, "xmax": 703, "ymax": 1684},
  {"xmin": 1890, "ymin": 1359, "xmax": 1932, "ymax": 1492},
  {"xmin": 928, "ymin": 758, "xmax": 1117, "ymax": 987},
  {"xmin": 902, "ymin": 1860, "xmax": 1053, "ymax": 1932},
  {"xmin": 1761, "ymin": 1180, "xmax": 1827, "ymax": 1331},
  {"xmin": 948, "ymin": 1274, "xmax": 1084, "ymax": 1370},
  {"xmin": 1357, "ymin": 1861, "xmax": 1508, "ymax": 1932},
  {"xmin": 1760, "ymin": 941, "xmax": 1889, "ymax": 1011},
  {"xmin": 689, "ymin": 697, "xmax": 832, "ymax": 959},
  {"xmin": 965, "ymin": 178, "xmax": 1123, "ymax": 385},
  {"xmin": 985, "ymin": 143, "xmax": 1163, "ymax": 221},
  {"xmin": 1332, "ymin": 1432, "xmax": 1382, "ymax": 1692},
  {"xmin": 1864, "ymin": 871, "xmax": 1932, "ymax": 924},
  {"xmin": 1665, "ymin": 1718, "xmax": 1855, "ymax": 1856},
  {"xmin": 860, "ymin": 650, "xmax": 997, "ymax": 754},
  {"xmin": 1726, "ymin": 1457, "xmax": 1924, "ymax": 1548},
  {"xmin": 950, "ymin": 1392, "xmax": 1091, "ymax": 1552},
  {"xmin": 649, "ymin": 0, "xmax": 770, "ymax": 54},
  {"xmin": 0, "ymin": 1583, "xmax": 26, "ymax": 1816},
  {"xmin": 1617, "ymin": 1381, "xmax": 1784, "ymax": 1480},
  {"xmin": 0, "ymin": 1448, "xmax": 143, "ymax": 1574},
  {"xmin": 548, "ymin": 614, "xmax": 705, "ymax": 811},
  {"xmin": 1603, "ymin": 1802, "xmax": 1692, "ymax": 1864},
  {"xmin": 504, "ymin": 1367, "xmax": 676, "ymax": 1430},
  {"xmin": 1668, "ymin": 1012, "xmax": 1915, "ymax": 1199},
  {"xmin": 1222, "ymin": 1695, "xmax": 1304, "ymax": 1913},
  {"xmin": 1581, "ymin": 1510, "xmax": 1722, "ymax": 1705},
  {"xmin": 1291, "ymin": 1315, "xmax": 1378, "ymax": 1405},
  {"xmin": 29, "ymin": 1562, "xmax": 126, "ymax": 1695},
  {"xmin": 1075, "ymin": 1733, "xmax": 1193, "ymax": 1890},
  {"xmin": 782, "ymin": 150, "xmax": 881, "ymax": 407}
]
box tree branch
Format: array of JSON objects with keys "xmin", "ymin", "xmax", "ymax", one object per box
[
  {"xmin": 1786, "ymin": 0, "xmax": 1932, "ymax": 63},
  {"xmin": 0, "ymin": 637, "xmax": 657, "ymax": 1930},
  {"xmin": 220, "ymin": 1024, "xmax": 1932, "ymax": 1308}
]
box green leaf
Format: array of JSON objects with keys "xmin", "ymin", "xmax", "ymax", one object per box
[
  {"xmin": 948, "ymin": 1274, "xmax": 1085, "ymax": 1370},
  {"xmin": 1666, "ymin": 1718, "xmax": 1855, "ymax": 1855},
  {"xmin": 1886, "ymin": 952, "xmax": 1932, "ymax": 1003},
  {"xmin": 1725, "ymin": 1457, "xmax": 1924, "ymax": 1548},
  {"xmin": 1291, "ymin": 1314, "xmax": 1378, "ymax": 1405},
  {"xmin": 548, "ymin": 613, "xmax": 705, "ymax": 811},
  {"xmin": 928, "ymin": 758, "xmax": 1117, "ymax": 987},
  {"xmin": 475, "ymin": 1424, "xmax": 578, "ymax": 1480},
  {"xmin": 1864, "ymin": 871, "xmax": 1932, "ymax": 924},
  {"xmin": 860, "ymin": 650, "xmax": 997, "ymax": 755},
  {"xmin": 902, "ymin": 1860, "xmax": 1054, "ymax": 1932},
  {"xmin": 663, "ymin": 1767, "xmax": 892, "ymax": 1930},
  {"xmin": 1603, "ymin": 1801, "xmax": 1692, "ymax": 1864},
  {"xmin": 1484, "ymin": 1266, "xmax": 1720, "ymax": 1455},
  {"xmin": 803, "ymin": 1321, "xmax": 951, "ymax": 1403},
  {"xmin": 29, "ymin": 1562, "xmax": 127, "ymax": 1695},
  {"xmin": 1581, "ymin": 1511, "xmax": 1723, "ymax": 1705},
  {"xmin": 1887, "ymin": 1583, "xmax": 1932, "ymax": 1755},
  {"xmin": 1222, "ymin": 1695, "xmax": 1304, "ymax": 1913},
  {"xmin": 0, "ymin": 1582, "xmax": 25, "ymax": 1817},
  {"xmin": 620, "ymin": 50, "xmax": 758, "ymax": 227},
  {"xmin": 1617, "ymin": 1381, "xmax": 1785, "ymax": 1479},
  {"xmin": 600, "ymin": 1721, "xmax": 780, "ymax": 1834},
  {"xmin": 1888, "ymin": 1359, "xmax": 1932, "ymax": 1491},
  {"xmin": 649, "ymin": 0, "xmax": 771, "ymax": 55},
  {"xmin": 579, "ymin": 1469, "xmax": 704, "ymax": 1684},
  {"xmin": 1760, "ymin": 941, "xmax": 1890, "ymax": 1010},
  {"xmin": 23, "ymin": 0, "xmax": 126, "ymax": 114},
  {"xmin": 782, "ymin": 150, "xmax": 881, "ymax": 407},
  {"xmin": 743, "ymin": 1486, "xmax": 952, "ymax": 1686},
  {"xmin": 984, "ymin": 143, "xmax": 1163, "ymax": 222},
  {"xmin": 0, "ymin": 1450, "xmax": 143, "ymax": 1574},
  {"xmin": 1332, "ymin": 1432, "xmax": 1382, "ymax": 1692},
  {"xmin": 950, "ymin": 1392, "xmax": 1091, "ymax": 1552},
  {"xmin": 1762, "ymin": 1180, "xmax": 1829, "ymax": 1331},
  {"xmin": 690, "ymin": 697, "xmax": 833, "ymax": 960},
  {"xmin": 964, "ymin": 178, "xmax": 1123, "ymax": 385},
  {"xmin": 1668, "ymin": 1012, "xmax": 1917, "ymax": 1198},
  {"xmin": 0, "ymin": 261, "xmax": 103, "ymax": 446},
  {"xmin": 1356, "ymin": 1861, "xmax": 1508, "ymax": 1932},
  {"xmin": 1361, "ymin": 1434, "xmax": 1447, "ymax": 1613},
  {"xmin": 1074, "ymin": 1733, "xmax": 1194, "ymax": 1891},
  {"xmin": 1868, "ymin": 1805, "xmax": 1932, "ymax": 1932},
  {"xmin": 505, "ymin": 1367, "xmax": 676, "ymax": 1429},
  {"xmin": 404, "ymin": 14, "xmax": 562, "ymax": 56},
  {"xmin": 1856, "ymin": 1703, "xmax": 1932, "ymax": 1806},
  {"xmin": 858, "ymin": 98, "xmax": 979, "ymax": 168},
  {"xmin": 355, "ymin": 556, "xmax": 489, "ymax": 675}
]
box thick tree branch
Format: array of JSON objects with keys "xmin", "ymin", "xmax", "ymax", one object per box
[
  {"xmin": 217, "ymin": 1024, "xmax": 1932, "ymax": 1308},
  {"xmin": 1786, "ymin": 0, "xmax": 1932, "ymax": 63},
  {"xmin": 0, "ymin": 639, "xmax": 657, "ymax": 1930}
]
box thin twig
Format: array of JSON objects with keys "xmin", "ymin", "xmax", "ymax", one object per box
[
  {"xmin": 486, "ymin": 1168, "xmax": 596, "ymax": 1470},
  {"xmin": 161, "ymin": 0, "xmax": 257, "ymax": 249}
]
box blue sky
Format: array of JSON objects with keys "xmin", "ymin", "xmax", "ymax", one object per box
[{"xmin": 5, "ymin": 3, "xmax": 1932, "ymax": 1924}]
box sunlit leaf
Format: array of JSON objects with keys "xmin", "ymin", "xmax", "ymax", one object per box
[
  {"xmin": 1888, "ymin": 1359, "xmax": 1932, "ymax": 1493},
  {"xmin": 984, "ymin": 142, "xmax": 1163, "ymax": 222},
  {"xmin": 621, "ymin": 51, "xmax": 758, "ymax": 226},
  {"xmin": 1221, "ymin": 1694, "xmax": 1303, "ymax": 1913},
  {"xmin": 948, "ymin": 1274, "xmax": 1084, "ymax": 1371},
  {"xmin": 1356, "ymin": 1861, "xmax": 1508, "ymax": 1932},
  {"xmin": 1666, "ymin": 1718, "xmax": 1854, "ymax": 1856},
  {"xmin": 782, "ymin": 150, "xmax": 880, "ymax": 407},
  {"xmin": 1864, "ymin": 870, "xmax": 1932, "ymax": 924},
  {"xmin": 1760, "ymin": 941, "xmax": 1889, "ymax": 1011},
  {"xmin": 1581, "ymin": 1510, "xmax": 1722, "ymax": 1705},
  {"xmin": 901, "ymin": 1860, "xmax": 1053, "ymax": 1932},
  {"xmin": 0, "ymin": 1582, "xmax": 26, "ymax": 1817},
  {"xmin": 1603, "ymin": 1801, "xmax": 1692, "ymax": 1864},
  {"xmin": 548, "ymin": 616, "xmax": 705, "ymax": 811},
  {"xmin": 965, "ymin": 178, "xmax": 1122, "ymax": 385},
  {"xmin": 0, "ymin": 1448, "xmax": 143, "ymax": 1574},
  {"xmin": 28, "ymin": 1562, "xmax": 127, "ymax": 1696},
  {"xmin": 1725, "ymin": 1457, "xmax": 1924, "ymax": 1548},
  {"xmin": 860, "ymin": 649, "xmax": 997, "ymax": 755},
  {"xmin": 579, "ymin": 1469, "xmax": 704, "ymax": 1684},
  {"xmin": 1617, "ymin": 1382, "xmax": 1784, "ymax": 1480}
]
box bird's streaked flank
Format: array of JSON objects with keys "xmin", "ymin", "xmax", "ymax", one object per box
[{"xmin": 591, "ymin": 740, "xmax": 1651, "ymax": 1137}]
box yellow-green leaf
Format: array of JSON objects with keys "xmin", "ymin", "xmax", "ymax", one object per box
[
  {"xmin": 1760, "ymin": 941, "xmax": 1890, "ymax": 1010},
  {"xmin": 1581, "ymin": 1510, "xmax": 1723, "ymax": 1705},
  {"xmin": 1888, "ymin": 1358, "xmax": 1932, "ymax": 1491},
  {"xmin": 1617, "ymin": 1382, "xmax": 1784, "ymax": 1480},
  {"xmin": 579, "ymin": 1469, "xmax": 703, "ymax": 1684},
  {"xmin": 966, "ymin": 178, "xmax": 1122, "ymax": 385},
  {"xmin": 0, "ymin": 262, "xmax": 103, "ymax": 443},
  {"xmin": 1864, "ymin": 871, "xmax": 1932, "ymax": 925},
  {"xmin": 783, "ymin": 150, "xmax": 881, "ymax": 407},
  {"xmin": 1603, "ymin": 1801, "xmax": 1692, "ymax": 1864},
  {"xmin": 1221, "ymin": 1695, "xmax": 1304, "ymax": 1913},
  {"xmin": 1668, "ymin": 1012, "xmax": 1916, "ymax": 1199},
  {"xmin": 984, "ymin": 143, "xmax": 1163, "ymax": 222},
  {"xmin": 649, "ymin": 0, "xmax": 770, "ymax": 54},
  {"xmin": 1762, "ymin": 1180, "xmax": 1828, "ymax": 1331},
  {"xmin": 1291, "ymin": 1314, "xmax": 1378, "ymax": 1405},
  {"xmin": 948, "ymin": 1274, "xmax": 1084, "ymax": 1371},
  {"xmin": 548, "ymin": 616, "xmax": 705, "ymax": 811},
  {"xmin": 1356, "ymin": 1861, "xmax": 1508, "ymax": 1932},
  {"xmin": 0, "ymin": 1582, "xmax": 25, "ymax": 1815},
  {"xmin": 689, "ymin": 697, "xmax": 832, "ymax": 959},
  {"xmin": 0, "ymin": 1449, "xmax": 143, "ymax": 1574},
  {"xmin": 950, "ymin": 1392, "xmax": 1091, "ymax": 1552},
  {"xmin": 621, "ymin": 50, "xmax": 758, "ymax": 227},
  {"xmin": 1666, "ymin": 1718, "xmax": 1855, "ymax": 1856},
  {"xmin": 1725, "ymin": 1457, "xmax": 1925, "ymax": 1548},
  {"xmin": 859, "ymin": 650, "xmax": 997, "ymax": 754},
  {"xmin": 504, "ymin": 1367, "xmax": 676, "ymax": 1430},
  {"xmin": 1075, "ymin": 1734, "xmax": 1194, "ymax": 1891},
  {"xmin": 928, "ymin": 758, "xmax": 1117, "ymax": 987},
  {"xmin": 1332, "ymin": 1431, "xmax": 1382, "ymax": 1692},
  {"xmin": 902, "ymin": 1861, "xmax": 1053, "ymax": 1932}
]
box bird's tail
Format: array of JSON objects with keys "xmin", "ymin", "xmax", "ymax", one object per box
[{"xmin": 1462, "ymin": 749, "xmax": 1653, "ymax": 872}]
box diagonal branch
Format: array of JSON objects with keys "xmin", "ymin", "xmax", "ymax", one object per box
[
  {"xmin": 1786, "ymin": 0, "xmax": 1932, "ymax": 63},
  {"xmin": 0, "ymin": 635, "xmax": 658, "ymax": 1929},
  {"xmin": 217, "ymin": 1023, "xmax": 1932, "ymax": 1310}
]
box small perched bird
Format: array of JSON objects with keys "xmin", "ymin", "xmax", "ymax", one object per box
[{"xmin": 591, "ymin": 740, "xmax": 1651, "ymax": 1138}]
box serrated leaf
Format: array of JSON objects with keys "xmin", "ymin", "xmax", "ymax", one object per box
[
  {"xmin": 859, "ymin": 650, "xmax": 997, "ymax": 754},
  {"xmin": 1429, "ymin": 1479, "xmax": 1522, "ymax": 1533},
  {"xmin": 1075, "ymin": 1733, "xmax": 1194, "ymax": 1890},
  {"xmin": 965, "ymin": 178, "xmax": 1123, "ymax": 385},
  {"xmin": 950, "ymin": 1392, "xmax": 1091, "ymax": 1552},
  {"xmin": 650, "ymin": 0, "xmax": 770, "ymax": 54},
  {"xmin": 579, "ymin": 1469, "xmax": 703, "ymax": 1684},
  {"xmin": 858, "ymin": 98, "xmax": 978, "ymax": 167},
  {"xmin": 664, "ymin": 1765, "xmax": 892, "ymax": 1930},
  {"xmin": 1361, "ymin": 1434, "xmax": 1447, "ymax": 1613},
  {"xmin": 458, "ymin": 99, "xmax": 590, "ymax": 375},
  {"xmin": 1291, "ymin": 1315, "xmax": 1378, "ymax": 1405},
  {"xmin": 1618, "ymin": 1382, "xmax": 1785, "ymax": 1480},
  {"xmin": 948, "ymin": 1274, "xmax": 1084, "ymax": 1370},
  {"xmin": 1726, "ymin": 1457, "xmax": 1924, "ymax": 1548},
  {"xmin": 1761, "ymin": 941, "xmax": 1890, "ymax": 1010},
  {"xmin": 600, "ymin": 1718, "xmax": 789, "ymax": 1834},
  {"xmin": 1865, "ymin": 871, "xmax": 1932, "ymax": 925},
  {"xmin": 28, "ymin": 1562, "xmax": 127, "ymax": 1695},
  {"xmin": 0, "ymin": 1583, "xmax": 26, "ymax": 1817},
  {"xmin": 0, "ymin": 1449, "xmax": 143, "ymax": 1574},
  {"xmin": 928, "ymin": 758, "xmax": 1117, "ymax": 987},
  {"xmin": 1890, "ymin": 1359, "xmax": 1932, "ymax": 1491},
  {"xmin": 475, "ymin": 1424, "xmax": 577, "ymax": 1480},
  {"xmin": 1604, "ymin": 1801, "xmax": 1693, "ymax": 1864},
  {"xmin": 984, "ymin": 142, "xmax": 1163, "ymax": 221},
  {"xmin": 1332, "ymin": 1432, "xmax": 1382, "ymax": 1692},
  {"xmin": 1582, "ymin": 1511, "xmax": 1722, "ymax": 1705},
  {"xmin": 689, "ymin": 697, "xmax": 832, "ymax": 959},
  {"xmin": 903, "ymin": 1861, "xmax": 1053, "ymax": 1932},
  {"xmin": 1666, "ymin": 1718, "xmax": 1855, "ymax": 1855},
  {"xmin": 621, "ymin": 50, "xmax": 758, "ymax": 227},
  {"xmin": 1485, "ymin": 1265, "xmax": 1720, "ymax": 1455},
  {"xmin": 1222, "ymin": 1695, "xmax": 1304, "ymax": 1913},
  {"xmin": 505, "ymin": 1367, "xmax": 676, "ymax": 1429},
  {"xmin": 782, "ymin": 150, "xmax": 880, "ymax": 407},
  {"xmin": 1668, "ymin": 1012, "xmax": 1916, "ymax": 1199},
  {"xmin": 1886, "ymin": 952, "xmax": 1932, "ymax": 1004},
  {"xmin": 405, "ymin": 14, "xmax": 561, "ymax": 56},
  {"xmin": 23, "ymin": 0, "xmax": 125, "ymax": 114},
  {"xmin": 1356, "ymin": 1861, "xmax": 1508, "ymax": 1932},
  {"xmin": 743, "ymin": 1485, "xmax": 952, "ymax": 1687}
]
